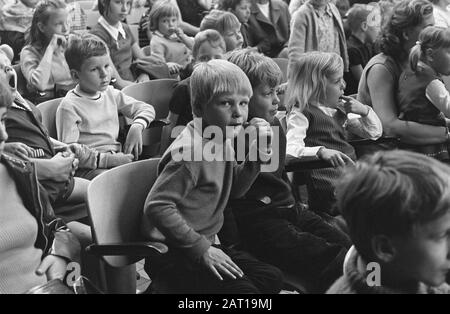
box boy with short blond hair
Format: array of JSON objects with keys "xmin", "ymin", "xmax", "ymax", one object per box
[
  {"xmin": 328, "ymin": 150, "xmax": 450, "ymax": 294},
  {"xmin": 142, "ymin": 59, "xmax": 283, "ymax": 294}
]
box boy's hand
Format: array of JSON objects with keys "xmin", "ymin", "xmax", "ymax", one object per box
[
  {"xmin": 200, "ymin": 247, "xmax": 244, "ymax": 281},
  {"xmin": 35, "ymin": 153, "xmax": 75, "ymax": 182},
  {"xmin": 102, "ymin": 152, "xmax": 134, "ymax": 169},
  {"xmin": 340, "ymin": 96, "xmax": 370, "ymax": 117},
  {"xmin": 36, "ymin": 255, "xmax": 68, "ymax": 281},
  {"xmin": 317, "ymin": 148, "xmax": 355, "ymax": 168},
  {"xmin": 249, "ymin": 117, "xmax": 273, "ymax": 154},
  {"xmin": 124, "ymin": 124, "xmax": 144, "ymax": 160},
  {"xmin": 167, "ymin": 62, "xmax": 182, "ymax": 75},
  {"xmin": 4, "ymin": 142, "xmax": 33, "ymax": 160}
]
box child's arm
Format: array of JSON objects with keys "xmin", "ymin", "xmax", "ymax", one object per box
[
  {"xmin": 55, "ymin": 101, "xmax": 81, "ymax": 145},
  {"xmin": 175, "ymin": 28, "xmax": 194, "ymax": 50},
  {"xmin": 426, "ymin": 79, "xmax": 450, "ymax": 118},
  {"xmin": 341, "ymin": 96, "xmax": 383, "ymax": 140},
  {"xmin": 286, "ymin": 108, "xmax": 323, "ymax": 158}
]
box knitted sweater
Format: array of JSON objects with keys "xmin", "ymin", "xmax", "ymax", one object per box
[
  {"xmin": 0, "ymin": 164, "xmax": 46, "ymax": 294},
  {"xmin": 327, "ymin": 247, "xmax": 450, "ymax": 294},
  {"xmin": 56, "ymin": 85, "xmax": 155, "ymax": 153},
  {"xmin": 142, "ymin": 120, "xmax": 262, "ymax": 260}
]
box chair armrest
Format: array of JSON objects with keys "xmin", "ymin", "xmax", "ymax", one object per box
[
  {"xmin": 349, "ymin": 136, "xmax": 398, "ymax": 147},
  {"xmin": 86, "ymin": 241, "xmax": 168, "ymax": 257},
  {"xmin": 148, "ymin": 119, "xmax": 171, "ymax": 128},
  {"xmin": 285, "ymin": 155, "xmax": 332, "ymax": 172}
]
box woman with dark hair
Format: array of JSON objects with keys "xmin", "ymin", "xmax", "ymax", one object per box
[{"xmin": 357, "ymin": 0, "xmax": 447, "ymax": 148}]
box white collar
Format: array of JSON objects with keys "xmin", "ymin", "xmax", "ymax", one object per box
[{"xmin": 98, "ymin": 16, "xmax": 126, "ymax": 41}]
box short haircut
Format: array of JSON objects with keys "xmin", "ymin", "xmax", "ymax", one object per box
[
  {"xmin": 190, "ymin": 59, "xmax": 252, "ymax": 118},
  {"xmin": 200, "ymin": 9, "xmax": 241, "ymax": 35},
  {"xmin": 218, "ymin": 0, "xmax": 248, "ymax": 10},
  {"xmin": 65, "ymin": 33, "xmax": 109, "ymax": 71},
  {"xmin": 226, "ymin": 48, "xmax": 282, "ymax": 88},
  {"xmin": 336, "ymin": 150, "xmax": 450, "ymax": 262},
  {"xmin": 346, "ymin": 3, "xmax": 378, "ymax": 33},
  {"xmin": 192, "ymin": 29, "xmax": 226, "ymax": 59},
  {"xmin": 148, "ymin": 0, "xmax": 180, "ymax": 32}
]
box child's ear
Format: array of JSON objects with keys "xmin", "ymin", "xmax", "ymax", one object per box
[
  {"xmin": 425, "ymin": 48, "xmax": 434, "ymax": 62},
  {"xmin": 37, "ymin": 21, "xmax": 45, "ymax": 34},
  {"xmin": 70, "ymin": 69, "xmax": 80, "ymax": 81},
  {"xmin": 371, "ymin": 235, "xmax": 396, "ymax": 263},
  {"xmin": 361, "ymin": 21, "xmax": 368, "ymax": 32}
]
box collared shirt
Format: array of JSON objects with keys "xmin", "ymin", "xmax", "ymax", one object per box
[
  {"xmin": 256, "ymin": 2, "xmax": 271, "ymax": 20},
  {"xmin": 314, "ymin": 4, "xmax": 340, "ymax": 56},
  {"xmin": 98, "ymin": 16, "xmax": 126, "ymax": 42},
  {"xmin": 286, "ymin": 103, "xmax": 383, "ymax": 158}
]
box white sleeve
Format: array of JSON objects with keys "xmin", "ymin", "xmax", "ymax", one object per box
[
  {"xmin": 425, "ymin": 79, "xmax": 450, "ymax": 117},
  {"xmin": 345, "ymin": 107, "xmax": 383, "ymax": 140},
  {"xmin": 286, "ymin": 108, "xmax": 323, "ymax": 158}
]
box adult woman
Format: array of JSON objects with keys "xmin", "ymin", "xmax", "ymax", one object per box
[
  {"xmin": 357, "ymin": 0, "xmax": 447, "ymax": 147},
  {"xmin": 0, "ymin": 80, "xmax": 80, "ymax": 294}
]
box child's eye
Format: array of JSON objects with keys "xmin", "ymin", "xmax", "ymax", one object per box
[{"xmin": 240, "ymin": 101, "xmax": 248, "ymax": 106}]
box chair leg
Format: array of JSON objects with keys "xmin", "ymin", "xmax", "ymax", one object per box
[{"xmin": 104, "ymin": 264, "xmax": 137, "ymax": 294}]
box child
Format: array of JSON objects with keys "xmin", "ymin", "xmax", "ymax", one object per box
[
  {"xmin": 344, "ymin": 3, "xmax": 381, "ymax": 95},
  {"xmin": 90, "ymin": 0, "xmax": 153, "ymax": 86},
  {"xmin": 148, "ymin": 0, "xmax": 195, "ymax": 76},
  {"xmin": 247, "ymin": 0, "xmax": 291, "ymax": 58},
  {"xmin": 161, "ymin": 29, "xmax": 226, "ymax": 152},
  {"xmin": 0, "ymin": 0, "xmax": 38, "ymax": 63},
  {"xmin": 141, "ymin": 59, "xmax": 283, "ymax": 294},
  {"xmin": 200, "ymin": 9, "xmax": 244, "ymax": 52},
  {"xmin": 288, "ymin": 0, "xmax": 349, "ymax": 73},
  {"xmin": 398, "ymin": 26, "xmax": 450, "ymax": 161},
  {"xmin": 328, "ymin": 150, "xmax": 450, "ymax": 294},
  {"xmin": 226, "ymin": 48, "xmax": 351, "ymax": 293},
  {"xmin": 218, "ymin": 0, "xmax": 252, "ymax": 48},
  {"xmin": 56, "ymin": 33, "xmax": 156, "ymax": 179},
  {"xmin": 20, "ymin": 0, "xmax": 75, "ymax": 103},
  {"xmin": 285, "ymin": 51, "xmax": 382, "ymax": 215}
]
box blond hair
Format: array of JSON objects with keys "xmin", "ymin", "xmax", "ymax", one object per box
[
  {"xmin": 286, "ymin": 52, "xmax": 343, "ymax": 112},
  {"xmin": 190, "ymin": 59, "xmax": 252, "ymax": 118}
]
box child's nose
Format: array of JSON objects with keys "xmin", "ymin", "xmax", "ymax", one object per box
[{"xmin": 232, "ymin": 104, "xmax": 243, "ymax": 118}]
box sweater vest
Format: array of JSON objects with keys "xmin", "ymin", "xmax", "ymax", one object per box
[{"xmin": 303, "ymin": 105, "xmax": 356, "ymax": 161}]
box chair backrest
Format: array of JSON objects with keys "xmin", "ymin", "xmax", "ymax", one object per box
[
  {"xmin": 87, "ymin": 158, "xmax": 160, "ymax": 267},
  {"xmin": 37, "ymin": 98, "xmax": 63, "ymax": 139},
  {"xmin": 122, "ymin": 79, "xmax": 177, "ymax": 155},
  {"xmin": 273, "ymin": 58, "xmax": 288, "ymax": 83}
]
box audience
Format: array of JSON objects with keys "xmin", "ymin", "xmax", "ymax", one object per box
[
  {"xmin": 328, "ymin": 150, "xmax": 450, "ymax": 294},
  {"xmin": 200, "ymin": 9, "xmax": 244, "ymax": 51}
]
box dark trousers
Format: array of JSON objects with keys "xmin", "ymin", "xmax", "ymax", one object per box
[
  {"xmin": 235, "ymin": 204, "xmax": 351, "ymax": 293},
  {"xmin": 145, "ymin": 245, "xmax": 283, "ymax": 294}
]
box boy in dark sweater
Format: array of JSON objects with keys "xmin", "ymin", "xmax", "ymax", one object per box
[
  {"xmin": 226, "ymin": 49, "xmax": 351, "ymax": 293},
  {"xmin": 141, "ymin": 59, "xmax": 283, "ymax": 294}
]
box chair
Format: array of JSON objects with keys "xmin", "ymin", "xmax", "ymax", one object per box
[
  {"xmin": 122, "ymin": 79, "xmax": 178, "ymax": 157},
  {"xmin": 86, "ymin": 158, "xmax": 168, "ymax": 294},
  {"xmin": 37, "ymin": 98, "xmax": 63, "ymax": 139}
]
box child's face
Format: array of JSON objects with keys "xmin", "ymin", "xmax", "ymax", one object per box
[
  {"xmin": 105, "ymin": 0, "xmax": 132, "ymax": 24},
  {"xmin": 0, "ymin": 54, "xmax": 16, "ymax": 96},
  {"xmin": 75, "ymin": 55, "xmax": 112, "ymax": 95},
  {"xmin": 0, "ymin": 107, "xmax": 7, "ymax": 154},
  {"xmin": 430, "ymin": 47, "xmax": 450, "ymax": 76},
  {"xmin": 202, "ymin": 91, "xmax": 250, "ymax": 139},
  {"xmin": 232, "ymin": 0, "xmax": 251, "ymax": 24},
  {"xmin": 249, "ymin": 83, "xmax": 280, "ymax": 124},
  {"xmin": 223, "ymin": 26, "xmax": 244, "ymax": 52},
  {"xmin": 158, "ymin": 15, "xmax": 179, "ymax": 36},
  {"xmin": 321, "ymin": 69, "xmax": 345, "ymax": 108},
  {"xmin": 195, "ymin": 42, "xmax": 225, "ymax": 63},
  {"xmin": 39, "ymin": 8, "xmax": 69, "ymax": 40},
  {"xmin": 389, "ymin": 211, "xmax": 450, "ymax": 288}
]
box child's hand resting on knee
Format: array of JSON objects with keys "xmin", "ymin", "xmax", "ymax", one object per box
[
  {"xmin": 200, "ymin": 246, "xmax": 244, "ymax": 281},
  {"xmin": 124, "ymin": 123, "xmax": 144, "ymax": 160},
  {"xmin": 317, "ymin": 148, "xmax": 355, "ymax": 168}
]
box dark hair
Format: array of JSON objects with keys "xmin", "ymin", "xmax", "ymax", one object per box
[
  {"xmin": 98, "ymin": 0, "xmax": 133, "ymax": 17},
  {"xmin": 409, "ymin": 26, "xmax": 450, "ymax": 72},
  {"xmin": 336, "ymin": 150, "xmax": 450, "ymax": 262},
  {"xmin": 65, "ymin": 33, "xmax": 109, "ymax": 71},
  {"xmin": 200, "ymin": 9, "xmax": 241, "ymax": 34},
  {"xmin": 379, "ymin": 0, "xmax": 434, "ymax": 62},
  {"xmin": 27, "ymin": 0, "xmax": 67, "ymax": 47},
  {"xmin": 217, "ymin": 0, "xmax": 248, "ymax": 10},
  {"xmin": 226, "ymin": 48, "xmax": 282, "ymax": 88}
]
